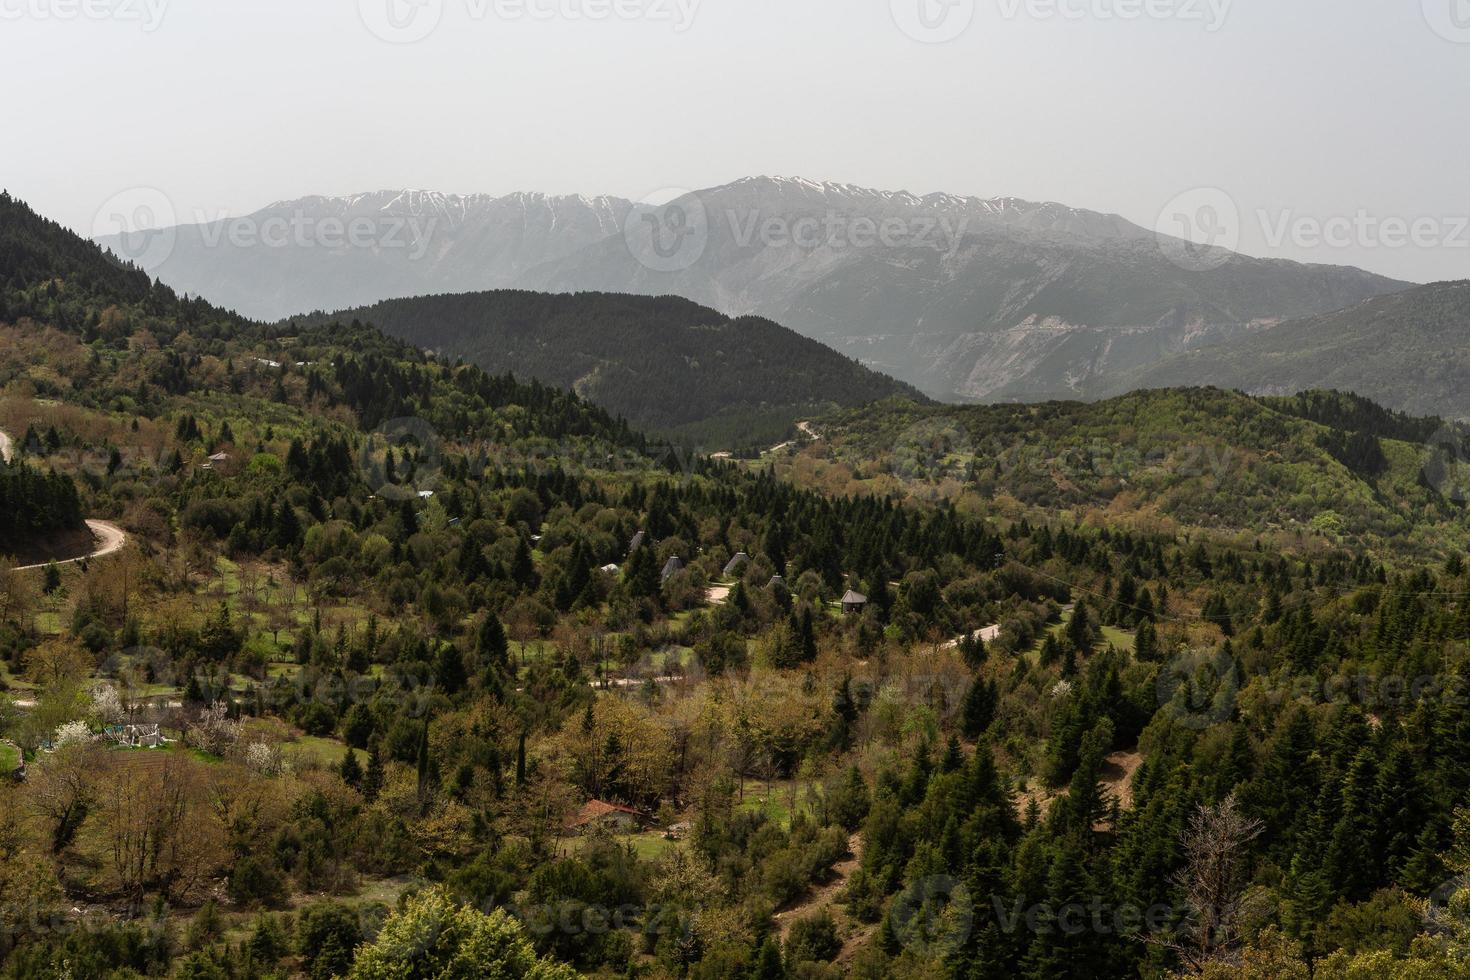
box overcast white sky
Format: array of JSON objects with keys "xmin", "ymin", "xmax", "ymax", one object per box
[{"xmin": 3, "ymin": 0, "xmax": 1468, "ymax": 283}]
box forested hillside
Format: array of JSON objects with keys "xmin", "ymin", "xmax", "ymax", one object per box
[
  {"xmin": 0, "ymin": 461, "xmax": 84, "ymax": 555},
  {"xmin": 4, "ymin": 193, "xmax": 1470, "ymax": 980},
  {"xmin": 293, "ymin": 290, "xmax": 927, "ymax": 448}
]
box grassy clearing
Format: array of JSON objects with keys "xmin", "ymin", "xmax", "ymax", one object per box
[
  {"xmin": 1024, "ymin": 610, "xmax": 1137, "ymax": 664},
  {"xmin": 0, "ymin": 661, "xmax": 36, "ymax": 693},
  {"xmin": 735, "ymin": 780, "xmax": 814, "ymax": 829},
  {"xmin": 34, "ymin": 610, "xmax": 64, "ymax": 635},
  {"xmin": 559, "ymin": 830, "xmax": 676, "ymax": 862},
  {"xmin": 283, "ymin": 734, "xmax": 351, "ymax": 769},
  {"xmin": 0, "ymin": 742, "xmax": 20, "ymax": 772}
]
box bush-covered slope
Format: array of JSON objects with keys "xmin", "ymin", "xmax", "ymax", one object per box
[{"xmin": 793, "ymin": 387, "xmax": 1470, "ymax": 556}]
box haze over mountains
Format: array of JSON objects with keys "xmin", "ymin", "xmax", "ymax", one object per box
[
  {"xmin": 100, "ymin": 175, "xmax": 1442, "ymax": 410},
  {"xmin": 108, "ymin": 189, "xmax": 632, "ymax": 323},
  {"xmin": 1119, "ymin": 281, "xmax": 1470, "ymax": 419}
]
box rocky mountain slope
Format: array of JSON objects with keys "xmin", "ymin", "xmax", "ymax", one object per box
[{"xmin": 1116, "ymin": 280, "xmax": 1470, "ymax": 418}]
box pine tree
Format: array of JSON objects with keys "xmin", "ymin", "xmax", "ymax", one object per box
[
  {"xmin": 478, "ymin": 612, "xmax": 509, "ymax": 668},
  {"xmin": 363, "ymin": 742, "xmax": 384, "ymax": 803},
  {"xmin": 435, "ymin": 643, "xmax": 466, "ymax": 696},
  {"xmin": 798, "ymin": 606, "xmax": 818, "ymax": 663},
  {"xmin": 1134, "ymin": 619, "xmax": 1159, "ymax": 663},
  {"xmin": 751, "ymin": 936, "xmax": 784, "ymax": 979},
  {"xmin": 1066, "ymin": 599, "xmax": 1094, "ymax": 656},
  {"xmin": 962, "ymin": 676, "xmax": 997, "ymax": 738},
  {"xmin": 340, "ymin": 749, "xmax": 363, "ymax": 789},
  {"xmin": 960, "ymin": 630, "xmax": 987, "ymax": 669}
]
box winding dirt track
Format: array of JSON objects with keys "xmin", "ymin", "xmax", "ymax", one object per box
[
  {"xmin": 12, "ymin": 520, "xmax": 128, "ymax": 572},
  {"xmin": 1, "ymin": 428, "xmax": 128, "ymax": 570}
]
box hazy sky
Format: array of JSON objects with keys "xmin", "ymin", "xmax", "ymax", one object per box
[{"xmin": 4, "ymin": 0, "xmax": 1469, "ymax": 283}]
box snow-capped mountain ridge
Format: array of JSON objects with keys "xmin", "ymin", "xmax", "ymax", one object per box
[{"xmin": 99, "ymin": 176, "xmax": 1407, "ymax": 402}]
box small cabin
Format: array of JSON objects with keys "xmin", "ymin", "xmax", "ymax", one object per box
[
  {"xmin": 841, "ymin": 590, "xmax": 868, "ymax": 614},
  {"xmin": 628, "ymin": 530, "xmax": 646, "ymax": 554},
  {"xmin": 567, "ymin": 799, "xmax": 650, "ymax": 834},
  {"xmin": 723, "ymin": 552, "xmax": 750, "ymax": 577},
  {"xmin": 661, "ymin": 556, "xmax": 685, "ymax": 583}
]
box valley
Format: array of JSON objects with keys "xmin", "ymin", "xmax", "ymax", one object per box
[
  {"xmin": 14, "ymin": 1, "xmax": 1470, "ymax": 975},
  {"xmin": 5, "ymin": 188, "xmax": 1470, "ymax": 980}
]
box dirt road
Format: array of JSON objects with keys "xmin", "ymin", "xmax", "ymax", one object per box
[
  {"xmin": 944, "ymin": 623, "xmax": 1002, "ymax": 649},
  {"xmin": 13, "ymin": 519, "xmax": 128, "ymax": 572},
  {"xmin": 1, "ymin": 427, "xmax": 128, "ymax": 570},
  {"xmin": 765, "ymin": 420, "xmax": 822, "ymax": 456}
]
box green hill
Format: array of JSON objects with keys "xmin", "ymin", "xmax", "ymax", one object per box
[
  {"xmin": 290, "ymin": 290, "xmax": 928, "ymax": 449},
  {"xmin": 798, "ymin": 386, "xmax": 1470, "ymax": 556}
]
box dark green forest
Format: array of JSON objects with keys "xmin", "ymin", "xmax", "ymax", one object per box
[{"xmin": 292, "ymin": 290, "xmax": 927, "ymax": 448}]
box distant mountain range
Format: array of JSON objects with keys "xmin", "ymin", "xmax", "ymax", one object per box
[
  {"xmin": 295, "ymin": 290, "xmax": 927, "ymax": 448},
  {"xmin": 102, "ymin": 189, "xmax": 632, "ymax": 323},
  {"xmin": 100, "ymin": 176, "xmax": 1414, "ymax": 405},
  {"xmin": 1116, "ymin": 281, "xmax": 1470, "ymax": 419}
]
